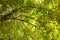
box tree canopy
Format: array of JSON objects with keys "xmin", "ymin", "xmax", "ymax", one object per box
[{"xmin": 0, "ymin": 0, "xmax": 60, "ymax": 40}]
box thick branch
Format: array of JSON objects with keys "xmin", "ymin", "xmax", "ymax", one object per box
[{"xmin": 0, "ymin": 8, "xmax": 18, "ymax": 21}]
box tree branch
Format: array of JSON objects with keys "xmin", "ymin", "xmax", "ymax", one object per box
[{"xmin": 7, "ymin": 17, "xmax": 37, "ymax": 27}]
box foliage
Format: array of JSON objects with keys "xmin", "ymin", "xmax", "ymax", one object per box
[{"xmin": 0, "ymin": 0, "xmax": 60, "ymax": 40}]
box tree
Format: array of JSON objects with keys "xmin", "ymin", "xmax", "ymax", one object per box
[{"xmin": 0, "ymin": 0, "xmax": 60, "ymax": 40}]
